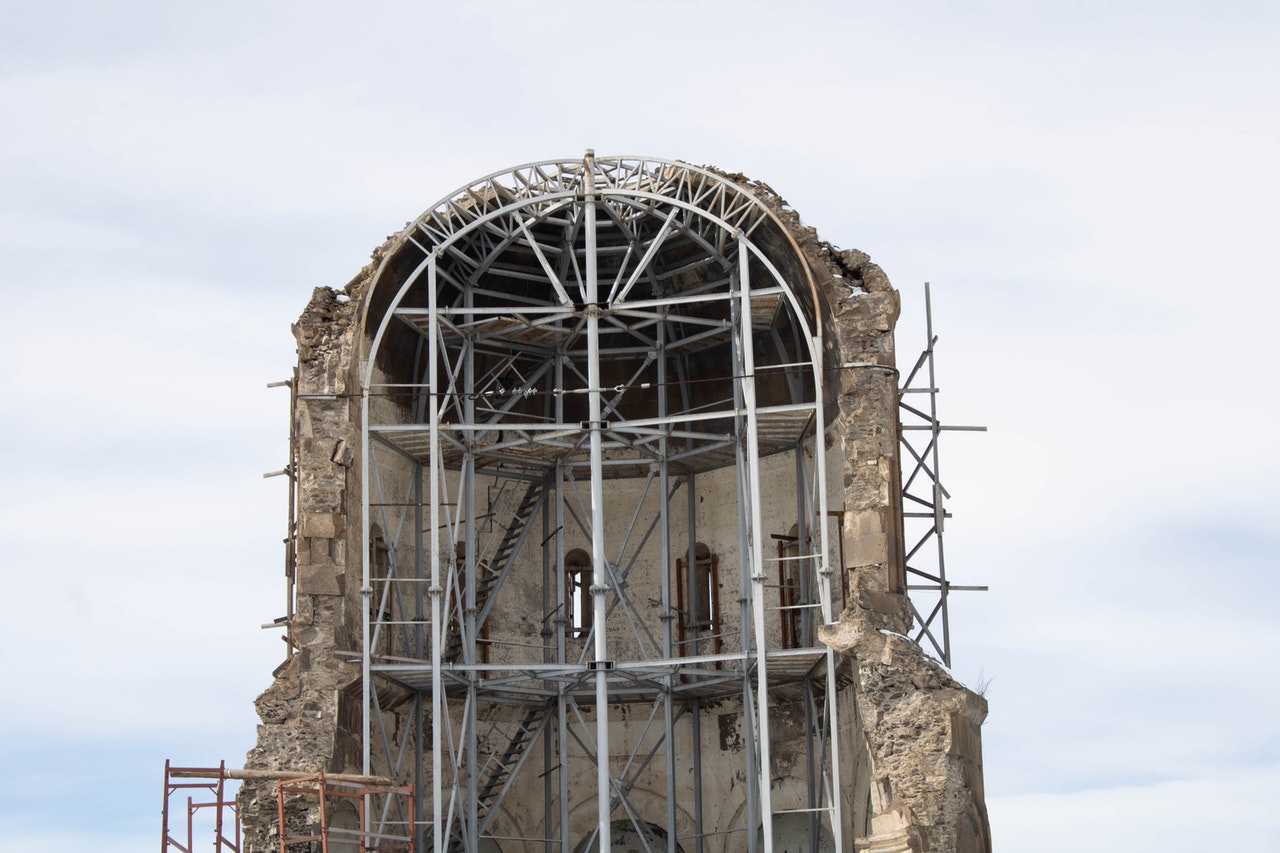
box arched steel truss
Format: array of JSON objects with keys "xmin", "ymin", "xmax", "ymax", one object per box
[{"xmin": 358, "ymin": 155, "xmax": 846, "ymax": 852}]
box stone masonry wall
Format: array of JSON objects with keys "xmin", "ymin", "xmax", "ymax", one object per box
[
  {"xmin": 819, "ymin": 247, "xmax": 989, "ymax": 853},
  {"xmin": 240, "ymin": 276, "xmax": 370, "ymax": 852}
]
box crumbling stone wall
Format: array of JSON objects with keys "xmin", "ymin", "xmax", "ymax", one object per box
[
  {"xmin": 745, "ymin": 179, "xmax": 990, "ymax": 851},
  {"xmin": 240, "ymin": 274, "xmax": 372, "ymax": 852},
  {"xmin": 815, "ymin": 238, "xmax": 989, "ymax": 853}
]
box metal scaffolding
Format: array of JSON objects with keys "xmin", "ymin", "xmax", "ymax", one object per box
[
  {"xmin": 275, "ymin": 772, "xmax": 414, "ymax": 852},
  {"xmin": 162, "ymin": 761, "xmax": 241, "ymax": 853},
  {"xmin": 898, "ymin": 283, "xmax": 988, "ymax": 667},
  {"xmin": 358, "ymin": 155, "xmax": 847, "ymax": 852},
  {"xmin": 161, "ymin": 763, "xmax": 407, "ymax": 853}
]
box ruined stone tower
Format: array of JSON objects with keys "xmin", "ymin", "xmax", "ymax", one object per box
[{"xmin": 240, "ymin": 155, "xmax": 990, "ymax": 852}]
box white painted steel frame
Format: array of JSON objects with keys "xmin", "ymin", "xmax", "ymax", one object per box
[{"xmin": 359, "ymin": 156, "xmax": 843, "ymax": 852}]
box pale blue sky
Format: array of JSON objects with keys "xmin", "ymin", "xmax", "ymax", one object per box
[{"xmin": 1, "ymin": 1, "xmax": 1276, "ymax": 849}]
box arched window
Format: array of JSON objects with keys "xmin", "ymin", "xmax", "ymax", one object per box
[
  {"xmin": 564, "ymin": 548, "xmax": 593, "ymax": 638},
  {"xmin": 776, "ymin": 524, "xmax": 803, "ymax": 649},
  {"xmin": 676, "ymin": 543, "xmax": 721, "ymax": 658}
]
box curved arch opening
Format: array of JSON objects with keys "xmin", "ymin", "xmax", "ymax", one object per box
[
  {"xmin": 360, "ymin": 157, "xmax": 839, "ymax": 479},
  {"xmin": 573, "ymin": 819, "xmax": 687, "ymax": 853},
  {"xmin": 353, "ymin": 156, "xmax": 850, "ymax": 853}
]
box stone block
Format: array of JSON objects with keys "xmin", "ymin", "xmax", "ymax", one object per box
[
  {"xmin": 301, "ymin": 512, "xmax": 344, "ymax": 539},
  {"xmin": 845, "ymin": 508, "xmax": 890, "ymax": 566},
  {"xmin": 297, "ymin": 563, "xmax": 343, "ymax": 596},
  {"xmin": 866, "ymin": 590, "xmax": 905, "ymax": 614}
]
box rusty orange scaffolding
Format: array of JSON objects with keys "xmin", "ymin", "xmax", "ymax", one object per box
[
  {"xmin": 163, "ymin": 761, "xmax": 413, "ymax": 852},
  {"xmin": 277, "ymin": 771, "xmax": 414, "ymax": 852},
  {"xmin": 161, "ymin": 760, "xmax": 241, "ymax": 853}
]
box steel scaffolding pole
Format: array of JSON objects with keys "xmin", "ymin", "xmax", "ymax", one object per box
[
  {"xmin": 925, "ymin": 283, "xmax": 950, "ymax": 666},
  {"xmin": 541, "ymin": 475, "xmax": 554, "ymax": 853},
  {"xmin": 729, "ymin": 262, "xmax": 759, "ymax": 853},
  {"xmin": 555, "ymin": 392, "xmax": 571, "ymax": 853},
  {"xmin": 806, "ymin": 271, "xmax": 843, "ymax": 853},
  {"xmin": 464, "ymin": 275, "xmax": 480, "ymax": 850},
  {"xmin": 899, "ymin": 283, "xmax": 989, "ymax": 667},
  {"xmin": 414, "ymin": 461, "xmax": 425, "ymax": 851},
  {"xmin": 428, "ymin": 255, "xmax": 445, "ymax": 853},
  {"xmin": 657, "ymin": 346, "xmax": 679, "ymax": 853},
  {"xmin": 738, "ymin": 236, "xmax": 775, "ymax": 853},
  {"xmin": 362, "ymin": 365, "xmax": 372, "ymax": 782},
  {"xmin": 687, "ymin": 473, "xmax": 705, "ymax": 853},
  {"xmin": 583, "ymin": 151, "xmax": 614, "ymax": 853},
  {"xmin": 796, "ymin": 451, "xmax": 821, "ymax": 848}
]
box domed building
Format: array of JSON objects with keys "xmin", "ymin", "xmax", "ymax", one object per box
[{"xmin": 239, "ymin": 154, "xmax": 990, "ymax": 853}]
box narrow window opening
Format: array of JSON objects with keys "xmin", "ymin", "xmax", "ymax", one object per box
[
  {"xmin": 777, "ymin": 525, "xmax": 802, "ymax": 650},
  {"xmin": 676, "ymin": 543, "xmax": 721, "ymax": 660},
  {"xmin": 564, "ymin": 548, "xmax": 593, "ymax": 638}
]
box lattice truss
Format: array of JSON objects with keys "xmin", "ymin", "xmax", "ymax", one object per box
[
  {"xmin": 354, "ymin": 156, "xmax": 852, "ymax": 852},
  {"xmin": 897, "ymin": 284, "xmax": 988, "ymax": 668}
]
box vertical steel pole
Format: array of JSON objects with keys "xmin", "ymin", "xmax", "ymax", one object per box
[
  {"xmin": 541, "ymin": 426, "xmax": 554, "ymax": 853},
  {"xmin": 428, "ymin": 255, "xmax": 445, "ymax": 853},
  {"xmin": 924, "ymin": 282, "xmax": 951, "ymax": 666},
  {"xmin": 657, "ymin": 320, "xmax": 678, "ymax": 853},
  {"xmin": 583, "ymin": 151, "xmax": 613, "ymax": 853},
  {"xmin": 414, "ymin": 462, "xmax": 425, "ymax": 851},
  {"xmin": 362, "ymin": 349, "xmax": 373, "ymax": 779},
  {"xmin": 286, "ymin": 375, "xmax": 298, "ymax": 654},
  {"xmin": 555, "ymin": 349, "xmax": 570, "ymax": 852},
  {"xmin": 464, "ymin": 278, "xmax": 479, "ymax": 848},
  {"xmin": 795, "ymin": 447, "xmax": 811, "ymax": 648},
  {"xmin": 811, "ymin": 331, "xmax": 845, "ymax": 853},
  {"xmin": 738, "ymin": 237, "xmax": 774, "ymax": 853},
  {"xmin": 161, "ymin": 760, "xmax": 170, "ymax": 853},
  {"xmin": 687, "ymin": 475, "xmax": 704, "ymax": 853},
  {"xmin": 730, "ymin": 281, "xmax": 758, "ymax": 853},
  {"xmin": 542, "ymin": 498, "xmax": 554, "ymax": 853},
  {"xmin": 797, "ymin": 448, "xmax": 820, "ymax": 849},
  {"xmin": 556, "ymin": 457, "xmax": 571, "ymax": 852},
  {"xmin": 814, "ymin": 322, "xmax": 845, "ymax": 853}
]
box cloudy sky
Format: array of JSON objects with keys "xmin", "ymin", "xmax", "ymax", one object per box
[{"xmin": 1, "ymin": 1, "xmax": 1276, "ymax": 850}]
